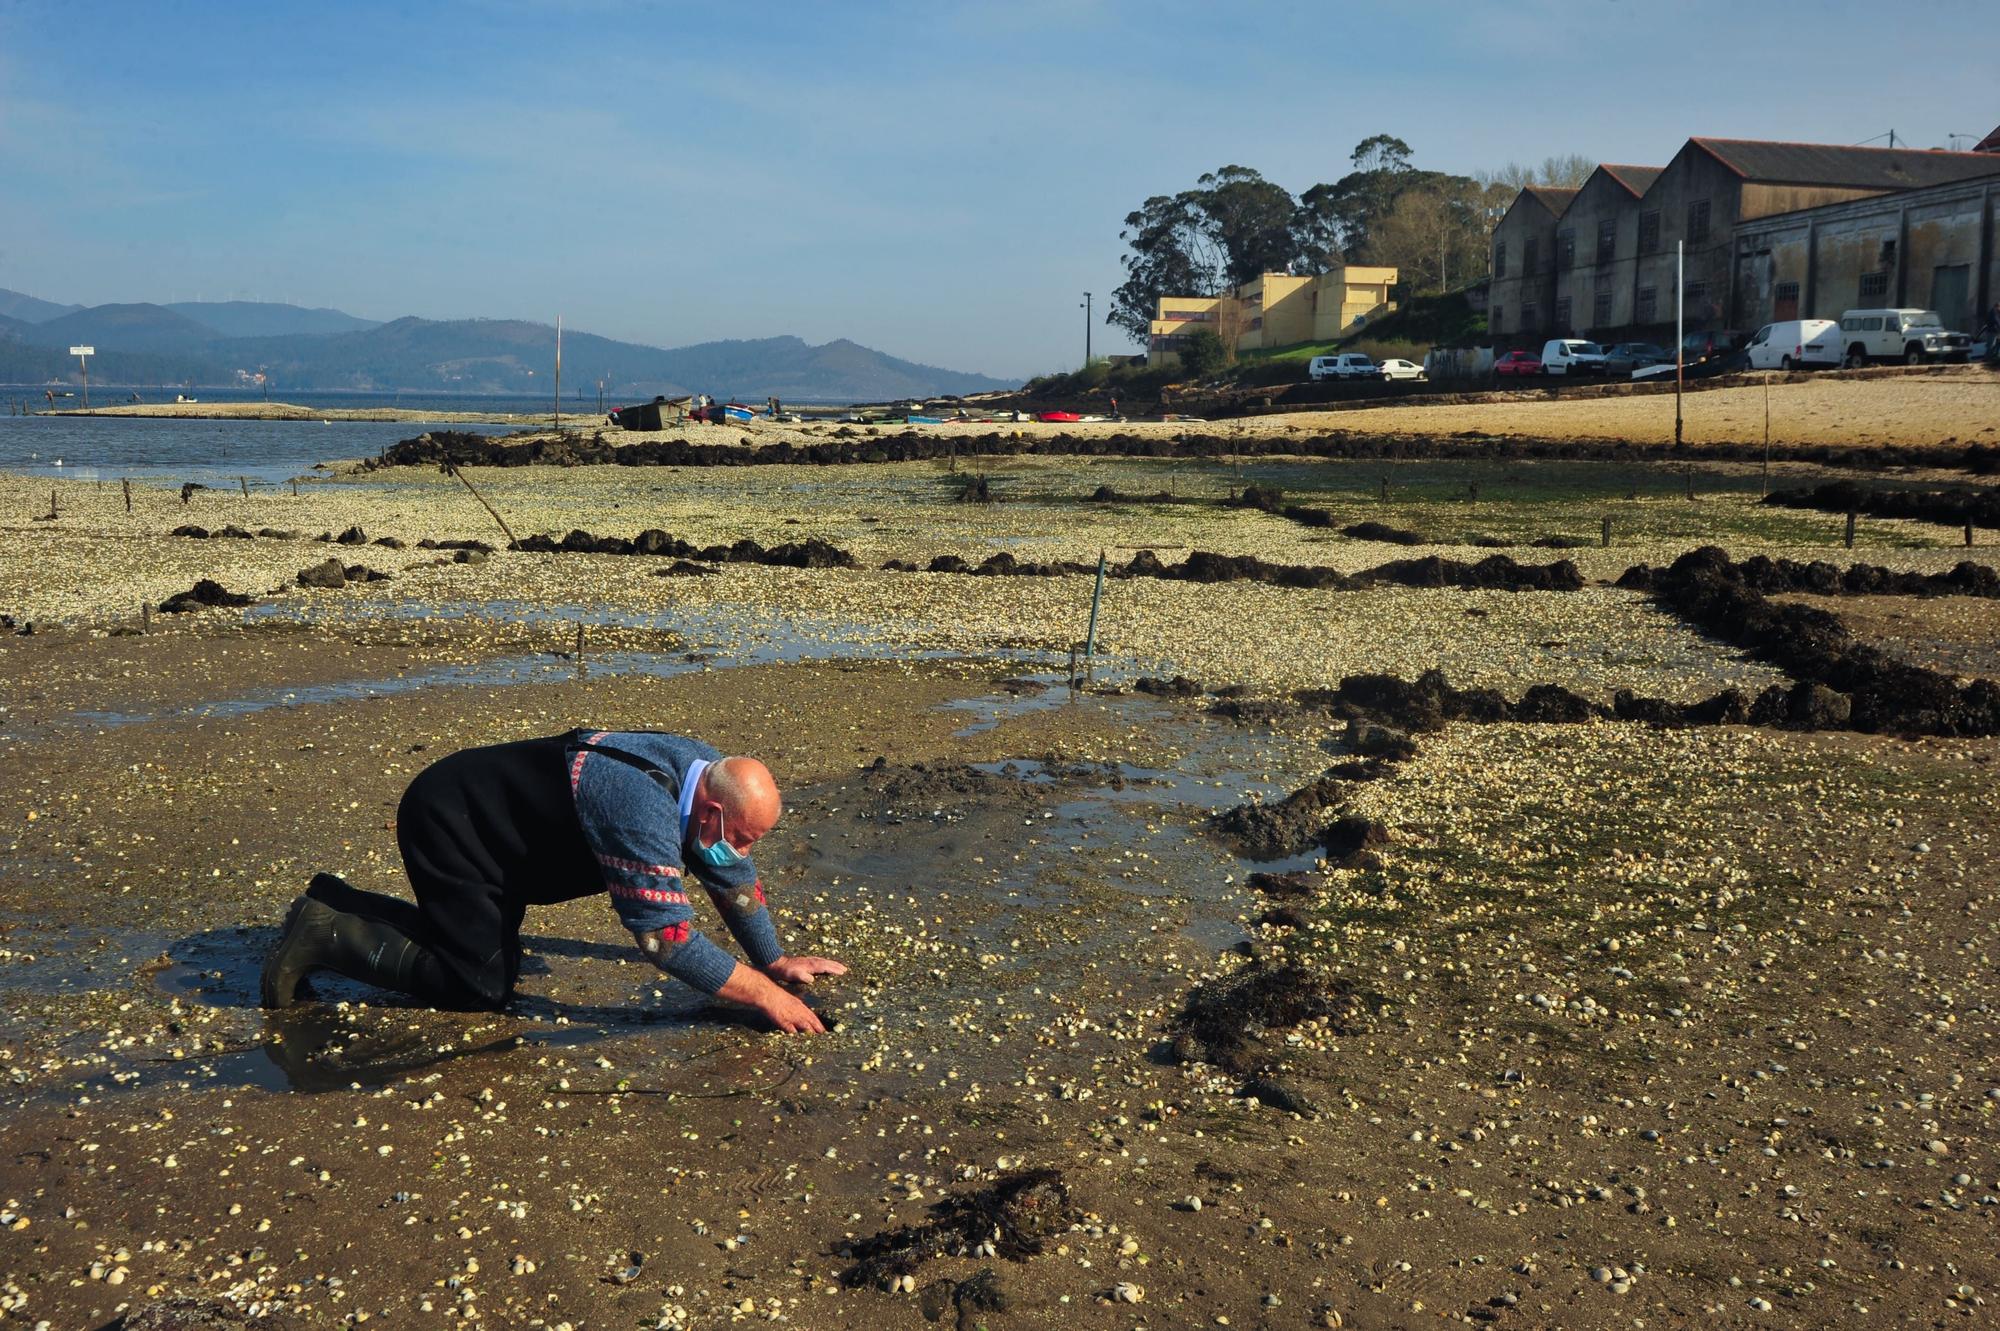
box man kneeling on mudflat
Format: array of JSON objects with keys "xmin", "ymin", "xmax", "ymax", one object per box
[{"xmin": 261, "ymin": 729, "xmax": 844, "ymax": 1033}]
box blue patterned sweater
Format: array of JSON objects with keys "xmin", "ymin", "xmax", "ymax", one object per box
[{"xmin": 564, "ymin": 730, "xmax": 785, "ymax": 994}]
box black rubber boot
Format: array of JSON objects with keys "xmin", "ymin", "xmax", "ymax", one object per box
[{"xmin": 261, "ymin": 892, "xmax": 456, "ymax": 1008}]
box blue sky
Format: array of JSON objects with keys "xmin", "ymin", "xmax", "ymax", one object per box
[{"xmin": 2, "ymin": 0, "xmax": 1994, "ymax": 378}]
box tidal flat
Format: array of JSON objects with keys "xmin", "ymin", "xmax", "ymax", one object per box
[{"xmin": 0, "ymin": 415, "xmax": 1995, "ymax": 1329}]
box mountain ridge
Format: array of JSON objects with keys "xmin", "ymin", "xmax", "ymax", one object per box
[{"xmin": 0, "ymin": 293, "xmax": 1014, "ymax": 400}]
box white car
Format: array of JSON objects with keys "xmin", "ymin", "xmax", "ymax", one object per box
[
  {"xmin": 1744, "ymin": 319, "xmax": 1840, "ymax": 371},
  {"xmin": 1308, "ymin": 353, "xmax": 1381, "ymax": 381},
  {"xmin": 1540, "ymin": 338, "xmax": 1609, "ymax": 376},
  {"xmin": 1378, "ymin": 358, "xmax": 1427, "ymax": 382}
]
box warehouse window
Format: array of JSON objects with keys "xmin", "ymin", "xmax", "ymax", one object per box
[
  {"xmin": 1636, "ymin": 286, "xmax": 1657, "ymax": 322},
  {"xmin": 1593, "ymin": 289, "xmax": 1614, "ymax": 327},
  {"xmin": 1523, "ymin": 238, "xmax": 1540, "ymax": 276},
  {"xmin": 1775, "ymin": 281, "xmax": 1800, "ymax": 303},
  {"xmin": 1685, "ymin": 280, "xmax": 1708, "ymax": 305},
  {"xmin": 1522, "ymin": 302, "xmax": 1539, "ymax": 331},
  {"xmin": 1494, "ymin": 242, "xmax": 1507, "ymax": 279},
  {"xmin": 1596, "ymin": 218, "xmax": 1616, "ymax": 263},
  {"xmin": 1557, "ymin": 228, "xmax": 1575, "ymax": 269},
  {"xmin": 1554, "ymin": 297, "xmax": 1571, "ymax": 330},
  {"xmin": 1491, "ymin": 305, "xmax": 1505, "ymax": 334},
  {"xmin": 1687, "ymin": 200, "xmax": 1711, "ymax": 243},
  {"xmin": 1639, "ymin": 211, "xmax": 1661, "ymax": 253},
  {"xmin": 1858, "ymin": 270, "xmax": 1888, "ymax": 299}
]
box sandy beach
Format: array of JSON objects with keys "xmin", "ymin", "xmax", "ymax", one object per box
[{"xmin": 0, "ymin": 374, "xmax": 1995, "ymax": 1329}]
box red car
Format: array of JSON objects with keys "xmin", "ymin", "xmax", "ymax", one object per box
[{"xmin": 1494, "ymin": 350, "xmax": 1543, "ymax": 378}]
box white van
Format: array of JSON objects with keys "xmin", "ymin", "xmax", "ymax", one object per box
[
  {"xmin": 1743, "ymin": 319, "xmax": 1839, "ymax": 371},
  {"xmin": 1836, "ymin": 309, "xmax": 1971, "ymax": 365},
  {"xmin": 1540, "ymin": 339, "xmax": 1608, "ymax": 376}
]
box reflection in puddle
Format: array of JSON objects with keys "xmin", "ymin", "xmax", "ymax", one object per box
[{"xmin": 8, "ymin": 667, "xmax": 1321, "ymax": 1101}]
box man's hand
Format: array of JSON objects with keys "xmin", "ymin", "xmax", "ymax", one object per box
[
  {"xmin": 715, "ymin": 960, "xmax": 832, "ymax": 1035},
  {"xmin": 763, "ymin": 955, "xmax": 847, "ymax": 988}
]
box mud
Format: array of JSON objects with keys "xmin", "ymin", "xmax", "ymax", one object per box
[
  {"xmin": 511, "ymin": 528, "xmax": 860, "ymax": 568},
  {"xmin": 1170, "ymin": 961, "xmax": 1381, "ymax": 1075},
  {"xmin": 369, "ymin": 426, "xmax": 2000, "ymax": 475},
  {"xmin": 294, "ymin": 557, "xmax": 390, "ymax": 589},
  {"xmin": 1625, "ymin": 546, "xmax": 2000, "ymax": 737},
  {"xmin": 1617, "ymin": 552, "xmax": 2000, "ymax": 600},
  {"xmin": 513, "ymin": 526, "xmax": 1588, "ymax": 593},
  {"xmin": 156, "ymin": 579, "xmax": 256, "ymax": 614},
  {"xmin": 838, "ymin": 1169, "xmax": 1076, "ymax": 1288},
  {"xmin": 1763, "ymin": 479, "xmax": 2000, "ymax": 529}
]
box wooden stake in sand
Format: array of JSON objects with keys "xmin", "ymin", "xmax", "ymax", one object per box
[
  {"xmin": 1967, "ymin": 521, "xmax": 1976, "ymax": 549},
  {"xmin": 239, "ymin": 476, "xmax": 249, "ymax": 499},
  {"xmin": 443, "ymin": 460, "xmax": 518, "ymax": 547},
  {"xmin": 1845, "ymin": 511, "xmax": 1857, "ymax": 548},
  {"xmin": 122, "ymin": 478, "xmax": 132, "ymax": 513},
  {"xmin": 1083, "ymin": 550, "xmax": 1107, "ymax": 679},
  {"xmin": 1601, "ymin": 515, "xmax": 1612, "ymax": 548}
]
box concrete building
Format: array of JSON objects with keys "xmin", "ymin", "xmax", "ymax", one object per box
[
  {"xmin": 1551, "ymin": 165, "xmax": 1663, "ymax": 337},
  {"xmin": 1629, "ymin": 138, "xmax": 2000, "ymax": 337},
  {"xmin": 1149, "ymin": 265, "xmax": 1398, "ymax": 360},
  {"xmin": 1731, "ymin": 174, "xmax": 2000, "ymax": 332},
  {"xmin": 1490, "ymin": 136, "xmax": 2000, "ymax": 347},
  {"xmin": 1486, "ymin": 186, "xmax": 1577, "ymax": 343}
]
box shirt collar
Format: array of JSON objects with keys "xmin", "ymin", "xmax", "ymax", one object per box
[{"xmin": 678, "ymin": 758, "xmax": 709, "ymax": 835}]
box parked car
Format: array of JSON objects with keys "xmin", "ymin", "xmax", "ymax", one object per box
[
  {"xmin": 1540, "ymin": 339, "xmax": 1609, "ymax": 376},
  {"xmin": 1681, "ymin": 329, "xmax": 1747, "ymax": 365},
  {"xmin": 1743, "ymin": 319, "xmax": 1840, "ymax": 371},
  {"xmin": 1309, "ymin": 352, "xmax": 1382, "ymax": 381},
  {"xmin": 1836, "ymin": 308, "xmax": 1971, "ymax": 365},
  {"xmin": 1493, "ymin": 349, "xmax": 1543, "ymax": 378},
  {"xmin": 1378, "ymin": 358, "xmax": 1427, "ymax": 382},
  {"xmin": 1602, "ymin": 342, "xmax": 1670, "ymax": 376}
]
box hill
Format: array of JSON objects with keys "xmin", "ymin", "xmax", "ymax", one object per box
[
  {"xmin": 25, "ymin": 303, "xmax": 226, "ymax": 356},
  {"xmin": 165, "ymin": 301, "xmax": 380, "ymax": 338},
  {"xmin": 0, "ymin": 310, "xmax": 1014, "ymax": 401},
  {"xmin": 0, "ymin": 288, "xmax": 83, "ymax": 323}
]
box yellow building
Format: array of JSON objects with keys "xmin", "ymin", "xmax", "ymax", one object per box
[{"xmin": 1148, "ymin": 266, "xmax": 1397, "ymax": 360}]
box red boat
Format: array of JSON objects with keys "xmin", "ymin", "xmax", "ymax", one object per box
[{"xmin": 1036, "ymin": 410, "xmax": 1082, "ymax": 423}]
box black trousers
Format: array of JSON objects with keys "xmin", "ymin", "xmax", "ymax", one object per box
[{"xmin": 385, "ymin": 734, "xmax": 600, "ymax": 1007}]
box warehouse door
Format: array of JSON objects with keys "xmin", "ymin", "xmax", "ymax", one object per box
[{"xmin": 1931, "ymin": 264, "xmax": 1970, "ymax": 328}]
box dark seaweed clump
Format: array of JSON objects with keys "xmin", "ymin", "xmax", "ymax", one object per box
[
  {"xmin": 157, "ymin": 580, "xmax": 255, "ymax": 614},
  {"xmin": 1761, "ymin": 480, "xmax": 2000, "ymax": 531},
  {"xmin": 838, "ymin": 1169, "xmax": 1076, "ymax": 1287},
  {"xmin": 1623, "ymin": 546, "xmax": 2000, "ymax": 737},
  {"xmin": 1172, "ymin": 961, "xmax": 1383, "ymax": 1074}
]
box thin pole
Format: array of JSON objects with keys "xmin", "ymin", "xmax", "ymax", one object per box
[
  {"xmin": 1674, "ymin": 241, "xmax": 1684, "ymax": 446},
  {"xmin": 122, "ymin": 478, "xmax": 132, "ymax": 513},
  {"xmin": 444, "ymin": 460, "xmax": 519, "ymax": 547},
  {"xmin": 1762, "ymin": 375, "xmax": 1771, "ymax": 497},
  {"xmin": 1084, "ymin": 550, "xmax": 1107, "ymax": 667},
  {"xmin": 554, "ymin": 315, "xmax": 562, "ymax": 435}
]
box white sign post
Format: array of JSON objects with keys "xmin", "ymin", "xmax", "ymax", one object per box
[{"xmin": 69, "ymin": 346, "xmax": 94, "ymax": 410}]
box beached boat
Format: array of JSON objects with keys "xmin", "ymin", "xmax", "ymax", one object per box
[
  {"xmin": 718, "ymin": 402, "xmax": 756, "ymax": 424},
  {"xmin": 1036, "ymin": 410, "xmax": 1081, "ymax": 423}
]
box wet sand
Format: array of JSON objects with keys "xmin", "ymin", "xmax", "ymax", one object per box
[{"xmin": 0, "ymin": 386, "xmax": 1996, "ymax": 1328}]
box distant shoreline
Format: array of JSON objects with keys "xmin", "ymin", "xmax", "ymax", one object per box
[{"xmin": 44, "ymin": 402, "xmax": 555, "ymax": 424}]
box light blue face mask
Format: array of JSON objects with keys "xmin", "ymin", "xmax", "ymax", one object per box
[{"xmin": 692, "ymin": 835, "xmax": 746, "ymax": 869}]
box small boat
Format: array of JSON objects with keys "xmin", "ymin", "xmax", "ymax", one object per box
[
  {"xmin": 717, "ymin": 402, "xmax": 756, "ymax": 424},
  {"xmin": 1036, "ymin": 410, "xmax": 1082, "ymax": 423},
  {"xmin": 906, "ymin": 414, "xmax": 945, "ymax": 425}
]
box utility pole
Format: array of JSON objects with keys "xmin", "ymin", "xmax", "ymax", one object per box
[
  {"xmin": 1081, "ymin": 291, "xmax": 1092, "ymax": 366},
  {"xmin": 1674, "ymin": 241, "xmax": 1684, "ymax": 446}
]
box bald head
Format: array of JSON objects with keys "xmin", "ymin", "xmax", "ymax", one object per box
[{"xmin": 697, "ymin": 756, "xmax": 782, "ymax": 849}]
